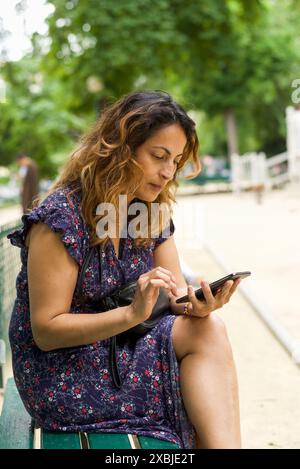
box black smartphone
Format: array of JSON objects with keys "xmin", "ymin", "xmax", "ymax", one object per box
[{"xmin": 175, "ymin": 271, "xmax": 251, "ymax": 304}]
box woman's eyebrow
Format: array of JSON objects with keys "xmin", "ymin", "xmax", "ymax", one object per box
[{"xmin": 151, "ymin": 145, "xmax": 183, "ymax": 157}]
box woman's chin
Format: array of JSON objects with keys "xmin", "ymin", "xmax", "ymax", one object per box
[{"xmin": 134, "ymin": 191, "xmax": 159, "ymax": 203}]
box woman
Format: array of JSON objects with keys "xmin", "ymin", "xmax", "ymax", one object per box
[{"xmin": 8, "ymin": 90, "xmax": 241, "ymax": 449}]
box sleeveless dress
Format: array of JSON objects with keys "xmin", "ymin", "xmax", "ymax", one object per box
[{"xmin": 7, "ymin": 183, "xmax": 195, "ymax": 448}]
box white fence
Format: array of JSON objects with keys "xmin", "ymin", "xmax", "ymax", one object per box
[
  {"xmin": 230, "ymin": 107, "xmax": 300, "ymax": 194},
  {"xmin": 230, "ymin": 151, "xmax": 290, "ymax": 193},
  {"xmin": 286, "ymin": 106, "xmax": 300, "ymax": 180}
]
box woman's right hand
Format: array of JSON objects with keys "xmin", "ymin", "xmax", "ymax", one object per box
[{"xmin": 128, "ymin": 266, "xmax": 178, "ymax": 325}]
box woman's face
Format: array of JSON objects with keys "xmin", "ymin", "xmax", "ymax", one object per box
[{"xmin": 132, "ymin": 124, "xmax": 187, "ymax": 202}]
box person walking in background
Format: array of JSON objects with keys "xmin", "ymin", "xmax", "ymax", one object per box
[{"xmin": 16, "ymin": 153, "xmax": 39, "ymax": 214}]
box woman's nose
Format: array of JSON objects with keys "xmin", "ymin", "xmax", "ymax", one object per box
[{"xmin": 160, "ymin": 161, "xmax": 175, "ymax": 180}]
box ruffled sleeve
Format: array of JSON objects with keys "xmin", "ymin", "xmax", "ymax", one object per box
[
  {"xmin": 153, "ymin": 218, "xmax": 175, "ymax": 250},
  {"xmin": 7, "ymin": 189, "xmax": 87, "ymax": 267}
]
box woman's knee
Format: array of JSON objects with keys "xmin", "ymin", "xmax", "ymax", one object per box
[
  {"xmin": 197, "ymin": 314, "xmax": 233, "ymax": 356},
  {"xmin": 173, "ymin": 313, "xmax": 233, "ymax": 360}
]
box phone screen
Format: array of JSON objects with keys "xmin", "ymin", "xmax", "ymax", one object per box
[{"xmin": 175, "ymin": 271, "xmax": 251, "ymax": 304}]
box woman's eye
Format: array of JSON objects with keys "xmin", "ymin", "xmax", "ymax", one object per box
[{"xmin": 152, "ymin": 154, "xmax": 181, "ymax": 165}]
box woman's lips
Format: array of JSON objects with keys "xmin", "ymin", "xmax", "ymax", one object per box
[{"xmin": 149, "ymin": 183, "xmax": 162, "ymax": 191}]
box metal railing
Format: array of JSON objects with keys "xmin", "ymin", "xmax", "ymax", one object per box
[{"xmin": 0, "ymin": 220, "xmax": 22, "ymax": 388}]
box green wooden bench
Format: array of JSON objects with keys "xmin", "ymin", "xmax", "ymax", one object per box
[
  {"xmin": 0, "ymin": 220, "xmax": 23, "ymax": 390},
  {"xmin": 0, "ymin": 340, "xmax": 5, "ymax": 389},
  {"xmin": 0, "ymin": 378, "xmax": 180, "ymax": 449}
]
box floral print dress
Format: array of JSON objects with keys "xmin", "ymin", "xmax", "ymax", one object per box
[{"xmin": 7, "ymin": 183, "xmax": 195, "ymax": 448}]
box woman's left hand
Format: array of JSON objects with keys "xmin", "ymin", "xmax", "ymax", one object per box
[{"xmin": 170, "ymin": 278, "xmax": 241, "ymax": 318}]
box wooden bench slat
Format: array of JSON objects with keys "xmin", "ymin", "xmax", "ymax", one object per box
[
  {"xmin": 139, "ymin": 436, "xmax": 180, "ymax": 449},
  {"xmin": 88, "ymin": 433, "xmax": 132, "ymax": 449},
  {"xmin": 0, "ymin": 377, "xmax": 33, "ymax": 449},
  {"xmin": 42, "ymin": 430, "xmax": 82, "ymax": 449}
]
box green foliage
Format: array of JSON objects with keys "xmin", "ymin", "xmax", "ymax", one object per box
[
  {"xmin": 1, "ymin": 0, "xmax": 300, "ymax": 176},
  {"xmin": 171, "ymin": 0, "xmax": 300, "ymax": 155},
  {"xmin": 34, "ymin": 0, "xmax": 181, "ymax": 108},
  {"xmin": 0, "ymin": 176, "xmax": 9, "ymax": 184},
  {"xmin": 0, "ymin": 56, "xmax": 86, "ymax": 176}
]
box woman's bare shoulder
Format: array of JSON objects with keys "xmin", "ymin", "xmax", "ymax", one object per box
[{"xmin": 25, "ymin": 221, "xmax": 61, "ymax": 249}]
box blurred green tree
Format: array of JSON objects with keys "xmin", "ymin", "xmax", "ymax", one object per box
[
  {"xmin": 33, "ymin": 0, "xmax": 181, "ymax": 113},
  {"xmin": 34, "ymin": 0, "xmax": 300, "ymax": 158},
  {"xmin": 0, "ymin": 57, "xmax": 86, "ymax": 176},
  {"xmin": 170, "ymin": 0, "xmax": 300, "ymax": 157},
  {"xmin": 1, "ymin": 0, "xmax": 300, "ymax": 175}
]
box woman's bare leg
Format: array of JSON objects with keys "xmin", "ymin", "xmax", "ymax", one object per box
[{"xmin": 172, "ymin": 313, "xmax": 241, "ymax": 449}]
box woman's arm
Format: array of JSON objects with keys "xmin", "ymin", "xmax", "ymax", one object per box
[
  {"xmin": 153, "ymin": 236, "xmax": 189, "ymax": 315},
  {"xmin": 27, "ymin": 222, "xmax": 137, "ymax": 352}
]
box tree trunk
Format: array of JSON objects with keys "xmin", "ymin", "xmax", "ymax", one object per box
[{"xmin": 224, "ymin": 108, "xmax": 239, "ymax": 157}]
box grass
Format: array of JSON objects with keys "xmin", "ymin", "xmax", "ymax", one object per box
[
  {"xmin": 0, "ymin": 200, "xmax": 19, "ymax": 210},
  {"xmin": 0, "ymin": 176, "xmax": 10, "ymax": 185}
]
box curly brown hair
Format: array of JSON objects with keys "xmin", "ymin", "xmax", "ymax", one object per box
[{"xmin": 39, "ymin": 90, "xmax": 201, "ymax": 248}]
